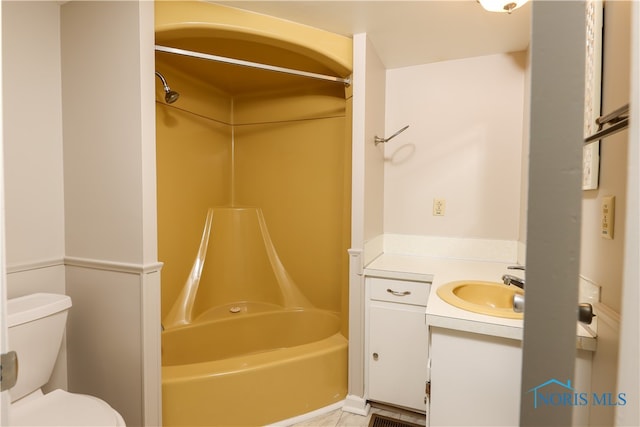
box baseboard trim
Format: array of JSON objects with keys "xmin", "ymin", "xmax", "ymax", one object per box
[
  {"xmin": 342, "ymin": 394, "xmax": 371, "ymax": 416},
  {"xmin": 267, "ymin": 400, "xmax": 345, "ymax": 426}
]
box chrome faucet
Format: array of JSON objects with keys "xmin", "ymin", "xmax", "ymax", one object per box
[
  {"xmin": 501, "ymin": 265, "xmax": 595, "ymax": 322},
  {"xmin": 502, "ymin": 274, "xmax": 525, "ymax": 289},
  {"xmin": 502, "ymin": 265, "xmax": 525, "ymax": 289},
  {"xmin": 502, "ymin": 266, "xmax": 525, "ymax": 313}
]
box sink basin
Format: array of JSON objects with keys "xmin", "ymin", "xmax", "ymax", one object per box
[{"xmin": 436, "ymin": 280, "xmax": 524, "ymax": 319}]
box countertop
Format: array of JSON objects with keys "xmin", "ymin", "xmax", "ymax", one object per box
[{"xmin": 364, "ymin": 253, "xmax": 597, "ymax": 351}]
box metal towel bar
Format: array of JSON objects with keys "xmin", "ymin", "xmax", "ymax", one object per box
[{"xmin": 585, "ymin": 103, "xmax": 630, "ymax": 144}]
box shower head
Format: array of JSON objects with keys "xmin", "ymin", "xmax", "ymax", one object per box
[
  {"xmin": 155, "ymin": 71, "xmax": 180, "ymax": 104},
  {"xmin": 164, "ymin": 89, "xmax": 180, "ymax": 104}
]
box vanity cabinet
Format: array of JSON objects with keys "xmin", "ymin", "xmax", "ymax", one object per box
[
  {"xmin": 428, "ymin": 327, "xmax": 522, "ymax": 426},
  {"xmin": 365, "ymin": 277, "xmax": 431, "ymax": 412},
  {"xmin": 428, "ymin": 326, "xmax": 593, "ymax": 427}
]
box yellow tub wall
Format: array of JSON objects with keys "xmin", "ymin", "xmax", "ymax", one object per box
[
  {"xmin": 191, "ymin": 208, "xmax": 286, "ymax": 317},
  {"xmin": 157, "ymin": 84, "xmax": 351, "ymax": 317},
  {"xmin": 155, "ymin": 51, "xmax": 235, "ymax": 117},
  {"xmin": 156, "ymin": 66, "xmax": 233, "ymax": 313},
  {"xmin": 233, "ymin": 86, "xmax": 350, "ymax": 313}
]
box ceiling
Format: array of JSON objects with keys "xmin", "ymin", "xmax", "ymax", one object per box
[{"xmin": 213, "ymin": 1, "xmax": 532, "ymax": 69}]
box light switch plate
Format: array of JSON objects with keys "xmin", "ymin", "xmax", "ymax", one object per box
[{"xmin": 601, "ymin": 196, "xmax": 615, "ymax": 239}]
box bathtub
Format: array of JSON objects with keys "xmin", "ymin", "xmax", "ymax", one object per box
[{"xmin": 162, "ymin": 307, "xmax": 348, "ymax": 426}]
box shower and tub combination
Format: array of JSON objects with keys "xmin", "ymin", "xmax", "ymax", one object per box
[
  {"xmin": 157, "ymin": 97, "xmax": 349, "ymax": 427},
  {"xmin": 155, "ymin": 2, "xmax": 353, "ymax": 426},
  {"xmin": 161, "ymin": 207, "xmax": 347, "ymax": 426}
]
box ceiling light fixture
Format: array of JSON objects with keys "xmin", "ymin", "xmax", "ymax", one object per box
[{"xmin": 477, "ymin": 0, "xmax": 528, "ymax": 14}]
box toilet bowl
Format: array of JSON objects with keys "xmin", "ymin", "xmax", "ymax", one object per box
[{"xmin": 7, "ymin": 293, "xmax": 126, "ymax": 426}]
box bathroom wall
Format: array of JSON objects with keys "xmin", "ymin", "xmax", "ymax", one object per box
[
  {"xmin": 2, "ymin": 2, "xmax": 66, "ymax": 293},
  {"xmin": 383, "ymin": 52, "xmax": 526, "ymax": 245},
  {"xmin": 2, "ymin": 0, "xmax": 68, "ymax": 391},
  {"xmin": 360, "ymin": 36, "xmax": 387, "ymax": 263},
  {"xmin": 3, "ymin": 1, "xmax": 160, "ymax": 425},
  {"xmin": 616, "ymin": 4, "xmax": 640, "ymax": 425},
  {"xmin": 582, "ymin": 2, "xmax": 631, "ymax": 425},
  {"xmin": 581, "ymin": 1, "xmax": 630, "ymax": 315},
  {"xmin": 61, "ymin": 2, "xmax": 160, "ymax": 426}
]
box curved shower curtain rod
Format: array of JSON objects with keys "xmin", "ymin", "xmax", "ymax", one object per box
[{"xmin": 155, "ymin": 45, "xmax": 352, "ymax": 87}]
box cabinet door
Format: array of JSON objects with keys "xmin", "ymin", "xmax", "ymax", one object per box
[
  {"xmin": 368, "ymin": 302, "xmax": 428, "ymax": 411},
  {"xmin": 429, "ymin": 328, "xmax": 521, "ymax": 426}
]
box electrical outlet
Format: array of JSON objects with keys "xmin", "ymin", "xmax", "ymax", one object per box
[
  {"xmin": 601, "ymin": 196, "xmax": 615, "ymax": 239},
  {"xmin": 433, "ymin": 199, "xmax": 446, "ymax": 216}
]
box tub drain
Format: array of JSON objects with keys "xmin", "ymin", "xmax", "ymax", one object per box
[{"xmin": 229, "ymin": 306, "xmax": 242, "ymax": 313}]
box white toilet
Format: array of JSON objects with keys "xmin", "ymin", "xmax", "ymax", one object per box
[{"xmin": 7, "ymin": 293, "xmax": 126, "ymax": 426}]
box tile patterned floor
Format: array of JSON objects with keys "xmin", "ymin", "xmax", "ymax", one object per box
[{"xmin": 291, "ymin": 405, "xmax": 426, "ymax": 427}]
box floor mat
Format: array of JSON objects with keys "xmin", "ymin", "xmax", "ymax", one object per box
[{"xmin": 368, "ymin": 413, "xmax": 424, "ymax": 427}]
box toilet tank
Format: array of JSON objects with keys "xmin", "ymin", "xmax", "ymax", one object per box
[{"xmin": 7, "ymin": 293, "xmax": 72, "ymax": 403}]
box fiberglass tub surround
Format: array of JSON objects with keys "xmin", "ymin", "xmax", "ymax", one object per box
[
  {"xmin": 155, "ymin": 2, "xmax": 353, "ymax": 426},
  {"xmin": 163, "ymin": 207, "xmax": 315, "ymax": 328},
  {"xmin": 161, "ymin": 207, "xmax": 347, "ymax": 426}
]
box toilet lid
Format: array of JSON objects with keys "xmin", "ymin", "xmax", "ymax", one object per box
[{"xmin": 10, "ymin": 389, "xmax": 126, "ymax": 426}]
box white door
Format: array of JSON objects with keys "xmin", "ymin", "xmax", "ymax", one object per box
[{"xmin": 0, "ymin": 0, "xmax": 9, "ymax": 423}]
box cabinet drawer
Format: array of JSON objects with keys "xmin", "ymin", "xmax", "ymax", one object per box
[{"xmin": 369, "ymin": 278, "xmax": 430, "ymax": 306}]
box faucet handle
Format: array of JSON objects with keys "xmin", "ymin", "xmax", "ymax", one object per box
[
  {"xmin": 508, "ymin": 265, "xmax": 525, "ymax": 271},
  {"xmin": 513, "ymin": 294, "xmax": 525, "ymax": 313},
  {"xmin": 578, "ymin": 303, "xmax": 596, "ymax": 325}
]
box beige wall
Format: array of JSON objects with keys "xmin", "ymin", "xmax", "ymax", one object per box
[
  {"xmin": 61, "ymin": 1, "xmax": 160, "ymax": 425},
  {"xmin": 3, "ymin": 1, "xmax": 65, "ymax": 270},
  {"xmin": 384, "ymin": 52, "xmax": 526, "ymax": 241},
  {"xmin": 3, "ymin": 1, "xmax": 160, "ymax": 425},
  {"xmin": 2, "ymin": 0, "xmax": 68, "ymax": 392},
  {"xmin": 616, "ymin": 2, "xmax": 640, "ymax": 424},
  {"xmin": 350, "ymin": 33, "xmax": 387, "ymax": 262},
  {"xmin": 581, "ymin": 1, "xmax": 630, "ymax": 314},
  {"xmin": 583, "ymin": 2, "xmax": 631, "ymax": 426},
  {"xmin": 62, "ymin": 2, "xmax": 146, "ymax": 263},
  {"xmin": 361, "ymin": 37, "xmax": 387, "ymax": 256}
]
